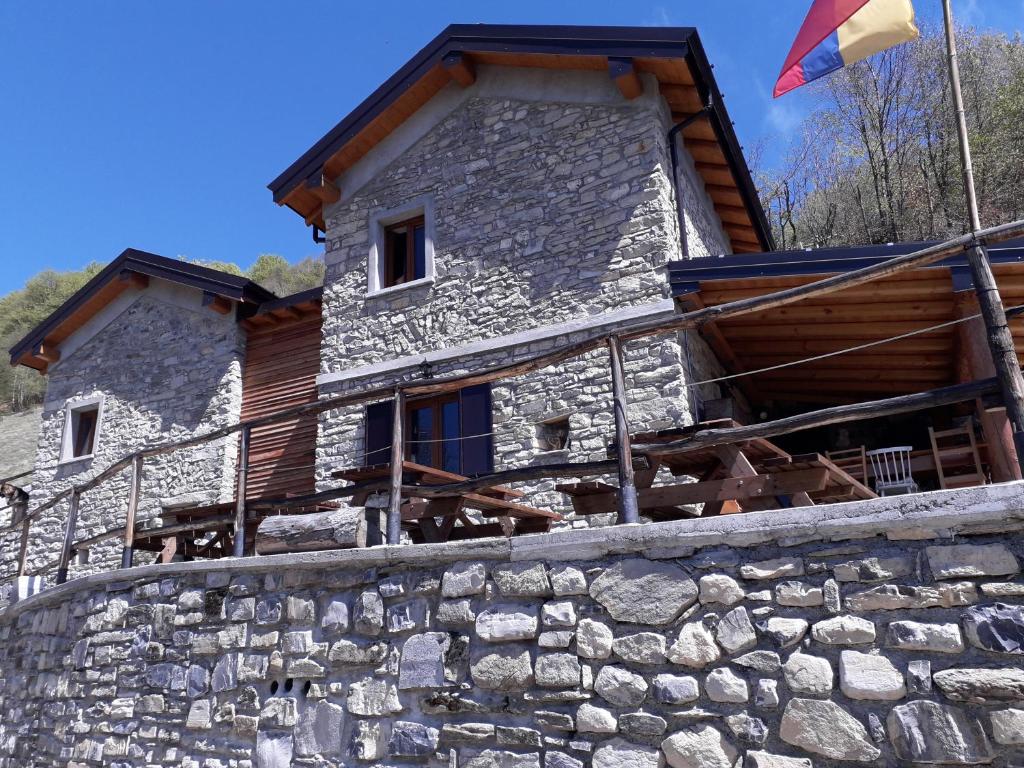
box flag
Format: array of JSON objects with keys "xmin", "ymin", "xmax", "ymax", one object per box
[{"xmin": 774, "ymin": 0, "xmax": 919, "ymax": 97}]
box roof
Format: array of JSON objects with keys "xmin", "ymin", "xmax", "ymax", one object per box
[
  {"xmin": 9, "ymin": 249, "xmax": 277, "ymax": 371},
  {"xmin": 669, "ymin": 237, "xmax": 1024, "ymax": 293},
  {"xmin": 667, "ymin": 238, "xmax": 1024, "ymax": 405},
  {"xmin": 268, "ymin": 23, "xmax": 773, "ymax": 253}
]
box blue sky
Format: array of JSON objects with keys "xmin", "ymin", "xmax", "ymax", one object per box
[{"xmin": 0, "ymin": 0, "xmax": 1019, "ymax": 291}]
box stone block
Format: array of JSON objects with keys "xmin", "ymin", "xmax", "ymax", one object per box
[
  {"xmin": 779, "ymin": 698, "xmax": 881, "ymax": 761},
  {"xmin": 888, "ymin": 700, "xmax": 993, "ymax": 763},
  {"xmin": 594, "ymin": 665, "xmax": 648, "ymax": 706},
  {"xmin": 740, "ymin": 557, "xmax": 804, "ymax": 581},
  {"xmin": 611, "ymin": 632, "xmax": 667, "ymax": 665},
  {"xmin": 839, "ymin": 650, "xmax": 906, "ymax": 700},
  {"xmin": 589, "ymin": 558, "xmax": 696, "ymax": 624},
  {"xmin": 493, "ymin": 562, "xmax": 551, "ymax": 596},
  {"xmin": 705, "ymin": 667, "xmax": 749, "ymax": 703},
  {"xmin": 926, "ymin": 543, "xmax": 1019, "ymax": 580},
  {"xmin": 962, "ymin": 602, "xmax": 1024, "ymax": 654},
  {"xmin": 668, "ymin": 620, "xmax": 721, "ymax": 668},
  {"xmin": 442, "ymin": 562, "xmax": 487, "ymax": 597},
  {"xmin": 886, "ymin": 620, "xmax": 964, "ymax": 653},
  {"xmin": 811, "ymin": 615, "xmax": 875, "ymax": 644},
  {"xmin": 662, "ymin": 725, "xmax": 738, "ymax": 768},
  {"xmin": 476, "ymin": 604, "xmax": 539, "ymax": 642}
]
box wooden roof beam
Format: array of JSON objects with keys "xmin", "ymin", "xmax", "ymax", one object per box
[
  {"xmin": 118, "ymin": 270, "xmax": 150, "ymax": 290},
  {"xmin": 306, "ymin": 177, "xmax": 341, "ymax": 205},
  {"xmin": 660, "ymin": 83, "xmax": 703, "ymax": 113},
  {"xmin": 34, "ymin": 342, "xmax": 60, "ymax": 364},
  {"xmin": 608, "ymin": 57, "xmax": 643, "ymax": 100},
  {"xmin": 443, "ymin": 52, "xmax": 477, "ymax": 87},
  {"xmin": 677, "ymin": 293, "xmax": 762, "ymax": 405},
  {"xmin": 202, "ymin": 292, "xmax": 233, "ymax": 315}
]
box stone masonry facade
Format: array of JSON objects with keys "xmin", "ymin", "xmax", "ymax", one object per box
[
  {"xmin": 316, "ymin": 69, "xmax": 731, "ymax": 514},
  {"xmin": 11, "ymin": 289, "xmax": 245, "ymax": 584},
  {"xmin": 2, "ymin": 486, "xmax": 1024, "ymax": 767}
]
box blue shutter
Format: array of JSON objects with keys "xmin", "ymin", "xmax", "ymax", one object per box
[
  {"xmin": 459, "ymin": 384, "xmax": 493, "ymax": 476},
  {"xmin": 364, "ymin": 400, "xmax": 394, "ymax": 466}
]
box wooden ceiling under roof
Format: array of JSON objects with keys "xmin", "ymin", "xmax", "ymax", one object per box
[
  {"xmin": 672, "ymin": 246, "xmax": 1024, "ymax": 406},
  {"xmin": 269, "ymin": 25, "xmax": 772, "ymax": 255}
]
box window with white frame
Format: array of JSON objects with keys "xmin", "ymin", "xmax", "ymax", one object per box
[
  {"xmin": 60, "ymin": 396, "xmax": 103, "ymax": 463},
  {"xmin": 367, "ymin": 198, "xmax": 436, "ymax": 296}
]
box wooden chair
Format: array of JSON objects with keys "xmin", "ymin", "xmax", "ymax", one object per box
[
  {"xmin": 826, "ymin": 447, "xmax": 868, "ymax": 484},
  {"xmin": 929, "ymin": 424, "xmax": 986, "ymax": 489},
  {"xmin": 866, "ymin": 446, "xmax": 919, "ymax": 496}
]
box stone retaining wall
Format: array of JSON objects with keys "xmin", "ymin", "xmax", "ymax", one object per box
[{"xmin": 2, "ymin": 484, "xmax": 1024, "ymax": 767}]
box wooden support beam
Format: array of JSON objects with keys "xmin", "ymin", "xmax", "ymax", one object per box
[
  {"xmin": 571, "ymin": 468, "xmax": 830, "ymax": 516},
  {"xmin": 202, "ymin": 292, "xmax": 233, "ymax": 315},
  {"xmin": 34, "ymin": 343, "xmax": 60, "ymax": 364},
  {"xmin": 255, "ymin": 507, "xmax": 367, "ymax": 554},
  {"xmin": 232, "ymin": 426, "xmax": 250, "ymax": 557},
  {"xmin": 118, "ymin": 270, "xmax": 150, "ymax": 290},
  {"xmin": 387, "ymin": 389, "xmax": 405, "ymax": 545},
  {"xmin": 120, "ymin": 454, "xmax": 142, "ymax": 569},
  {"xmin": 307, "ymin": 177, "xmax": 341, "ymax": 204},
  {"xmin": 55, "ymin": 489, "xmax": 80, "ymax": 584},
  {"xmin": 677, "ymin": 293, "xmax": 762, "ymax": 405},
  {"xmin": 608, "ymin": 336, "xmax": 639, "ymax": 524},
  {"xmin": 954, "ymin": 291, "xmax": 1021, "ymax": 481},
  {"xmin": 659, "ymin": 83, "xmax": 703, "ymax": 113},
  {"xmin": 635, "ymin": 375, "xmax": 1003, "ymax": 457},
  {"xmin": 443, "ymin": 51, "xmax": 477, "ymax": 87},
  {"xmin": 608, "ymin": 57, "xmax": 643, "ymax": 100}
]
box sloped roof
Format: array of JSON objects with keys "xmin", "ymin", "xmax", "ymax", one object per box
[
  {"xmin": 268, "ymin": 23, "xmax": 773, "ymax": 253},
  {"xmin": 0, "ymin": 406, "xmax": 41, "ymax": 483},
  {"xmin": 9, "ymin": 249, "xmax": 276, "ymax": 371}
]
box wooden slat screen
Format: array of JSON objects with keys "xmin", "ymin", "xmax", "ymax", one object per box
[{"xmin": 241, "ymin": 315, "xmax": 322, "ymax": 500}]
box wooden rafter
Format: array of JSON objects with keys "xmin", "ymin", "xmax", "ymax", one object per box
[
  {"xmin": 608, "ymin": 57, "xmax": 643, "ymax": 100},
  {"xmin": 443, "ymin": 52, "xmax": 477, "ymax": 87}
]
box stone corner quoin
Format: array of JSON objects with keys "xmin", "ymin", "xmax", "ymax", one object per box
[{"xmin": 2, "ymin": 499, "xmax": 1024, "ymax": 766}]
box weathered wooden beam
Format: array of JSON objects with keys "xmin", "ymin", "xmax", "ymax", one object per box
[
  {"xmin": 608, "ymin": 336, "xmax": 639, "ymax": 524},
  {"xmin": 232, "ymin": 426, "xmax": 251, "ymax": 557},
  {"xmin": 202, "ymin": 292, "xmax": 233, "ymax": 315},
  {"xmin": 571, "ymin": 468, "xmax": 830, "ymax": 516},
  {"xmin": 307, "ymin": 177, "xmax": 341, "ymax": 205},
  {"xmin": 660, "ymin": 83, "xmax": 703, "ymax": 113},
  {"xmin": 119, "ymin": 270, "xmax": 150, "ymax": 290},
  {"xmin": 55, "ymin": 489, "xmax": 80, "ymax": 585},
  {"xmin": 255, "ymin": 507, "xmax": 367, "ymax": 554},
  {"xmin": 387, "ymin": 389, "xmax": 405, "ymax": 545},
  {"xmin": 635, "ymin": 376, "xmax": 1003, "ymax": 457},
  {"xmin": 34, "ymin": 343, "xmax": 60, "ymax": 364},
  {"xmin": 443, "ymin": 51, "xmax": 476, "ymax": 87},
  {"xmin": 120, "ymin": 454, "xmax": 142, "ymax": 569},
  {"xmin": 608, "ymin": 57, "xmax": 643, "ymax": 100}
]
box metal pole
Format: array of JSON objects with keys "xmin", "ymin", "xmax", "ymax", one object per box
[
  {"xmin": 121, "ymin": 454, "xmax": 143, "ymax": 569},
  {"xmin": 232, "ymin": 426, "xmax": 251, "ymax": 558},
  {"xmin": 942, "ymin": 0, "xmax": 1024, "ymax": 474},
  {"xmin": 608, "ymin": 336, "xmax": 640, "ymax": 524},
  {"xmin": 55, "ymin": 488, "xmax": 80, "ymax": 585},
  {"xmin": 387, "ymin": 389, "xmax": 405, "ymax": 545}
]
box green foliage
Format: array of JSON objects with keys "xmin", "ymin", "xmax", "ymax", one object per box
[
  {"xmin": 758, "ymin": 25, "xmax": 1024, "ymax": 249},
  {"xmin": 0, "ymin": 253, "xmax": 323, "ymax": 413}
]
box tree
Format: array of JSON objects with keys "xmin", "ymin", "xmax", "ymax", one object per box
[{"xmin": 760, "ymin": 24, "xmax": 1024, "ymax": 249}]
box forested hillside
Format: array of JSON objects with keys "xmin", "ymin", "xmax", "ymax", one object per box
[
  {"xmin": 759, "ymin": 24, "xmax": 1024, "ymax": 249},
  {"xmin": 0, "ymin": 254, "xmax": 323, "ymax": 413}
]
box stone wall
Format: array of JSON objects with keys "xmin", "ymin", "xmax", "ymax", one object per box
[
  {"xmin": 2, "ymin": 484, "xmax": 1024, "ymax": 767},
  {"xmin": 12, "ymin": 283, "xmax": 244, "ymax": 583},
  {"xmin": 314, "ymin": 67, "xmax": 730, "ymax": 509}
]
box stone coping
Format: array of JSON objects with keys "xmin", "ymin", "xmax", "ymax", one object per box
[{"xmin": 5, "ymin": 481, "xmax": 1023, "ymax": 622}]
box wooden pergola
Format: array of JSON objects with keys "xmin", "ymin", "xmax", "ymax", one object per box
[{"xmin": 670, "ymin": 238, "xmax": 1024, "ymax": 482}]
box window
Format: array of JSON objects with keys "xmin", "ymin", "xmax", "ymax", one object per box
[
  {"xmin": 367, "ymin": 198, "xmax": 436, "ymax": 296},
  {"xmin": 364, "ymin": 384, "xmax": 493, "ymax": 476},
  {"xmin": 60, "ymin": 396, "xmax": 103, "ymax": 463},
  {"xmin": 384, "ymin": 216, "xmax": 426, "ymax": 288},
  {"xmin": 536, "ymin": 416, "xmax": 571, "ymax": 452}
]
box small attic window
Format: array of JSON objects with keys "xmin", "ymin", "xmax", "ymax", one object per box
[
  {"xmin": 367, "ymin": 197, "xmax": 436, "ymax": 297},
  {"xmin": 536, "ymin": 416, "xmax": 571, "ymax": 452},
  {"xmin": 60, "ymin": 396, "xmax": 103, "ymax": 463}
]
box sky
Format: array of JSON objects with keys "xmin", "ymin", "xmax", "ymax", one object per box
[{"xmin": 0, "ymin": 0, "xmax": 1020, "ymax": 291}]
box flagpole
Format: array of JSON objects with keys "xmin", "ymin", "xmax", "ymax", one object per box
[{"xmin": 941, "ymin": 0, "xmax": 1024, "ymax": 475}]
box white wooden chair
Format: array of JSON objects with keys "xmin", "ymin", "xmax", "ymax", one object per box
[{"xmin": 866, "ymin": 446, "xmax": 919, "ymax": 496}]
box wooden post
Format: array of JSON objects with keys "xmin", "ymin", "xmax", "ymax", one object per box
[
  {"xmin": 120, "ymin": 454, "xmax": 143, "ymax": 569},
  {"xmin": 953, "ymin": 293, "xmax": 1021, "ymax": 482},
  {"xmin": 55, "ymin": 488, "xmax": 80, "ymax": 584},
  {"xmin": 232, "ymin": 425, "xmax": 251, "ymax": 558},
  {"xmin": 943, "ymin": 0, "xmax": 1024, "ymax": 476},
  {"xmin": 387, "ymin": 389, "xmax": 405, "ymax": 545},
  {"xmin": 16, "ymin": 517, "xmax": 30, "ymax": 578},
  {"xmin": 608, "ymin": 336, "xmax": 639, "ymax": 524}
]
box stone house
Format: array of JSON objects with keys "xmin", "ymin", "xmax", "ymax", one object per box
[{"xmin": 5, "ymin": 25, "xmax": 771, "ymax": 579}]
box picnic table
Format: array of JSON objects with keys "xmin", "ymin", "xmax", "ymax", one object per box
[
  {"xmin": 332, "ymin": 460, "xmax": 561, "ymax": 543},
  {"xmin": 558, "ymin": 419, "xmax": 876, "ymax": 520}
]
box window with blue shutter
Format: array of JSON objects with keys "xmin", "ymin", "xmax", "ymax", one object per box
[{"xmin": 363, "ymin": 385, "xmax": 493, "ymax": 476}]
